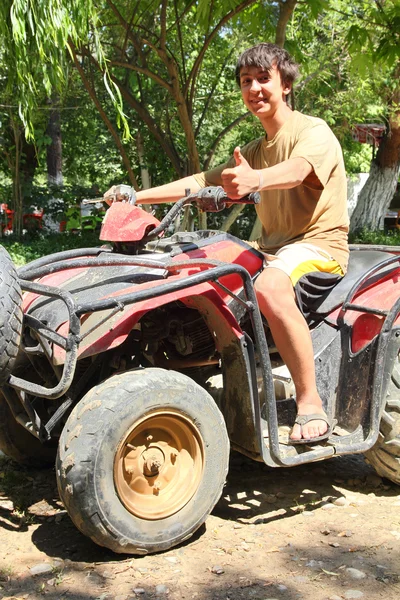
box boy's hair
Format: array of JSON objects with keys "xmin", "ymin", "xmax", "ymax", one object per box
[{"xmin": 235, "ymin": 43, "xmax": 299, "ymax": 87}]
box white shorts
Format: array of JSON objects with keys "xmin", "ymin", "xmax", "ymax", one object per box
[{"xmin": 263, "ymin": 243, "xmax": 343, "ymax": 286}]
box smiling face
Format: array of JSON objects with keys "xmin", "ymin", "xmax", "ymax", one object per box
[{"xmin": 239, "ymin": 64, "xmax": 291, "ymax": 123}]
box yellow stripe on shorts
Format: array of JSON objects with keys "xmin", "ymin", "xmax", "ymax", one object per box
[{"xmin": 290, "ymin": 260, "xmax": 344, "ymax": 287}]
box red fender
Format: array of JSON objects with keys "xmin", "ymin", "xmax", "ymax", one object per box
[{"xmin": 100, "ymin": 203, "xmax": 161, "ymax": 242}]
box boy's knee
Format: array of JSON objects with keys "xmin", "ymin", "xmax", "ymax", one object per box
[
  {"xmin": 254, "ymin": 268, "xmax": 292, "ymax": 296},
  {"xmin": 254, "ymin": 269, "xmax": 296, "ymax": 314}
]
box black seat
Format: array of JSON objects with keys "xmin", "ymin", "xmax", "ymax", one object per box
[{"xmin": 295, "ymin": 249, "xmax": 397, "ymax": 323}]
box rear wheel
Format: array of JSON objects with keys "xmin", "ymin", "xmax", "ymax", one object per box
[
  {"xmin": 56, "ymin": 368, "xmax": 230, "ymax": 554},
  {"xmin": 0, "ymin": 246, "xmax": 22, "ymax": 385},
  {"xmin": 0, "ymin": 392, "xmax": 56, "ymax": 466},
  {"xmin": 365, "ymin": 350, "xmax": 400, "ymax": 484}
]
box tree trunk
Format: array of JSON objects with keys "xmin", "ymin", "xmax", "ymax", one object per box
[
  {"xmin": 249, "ymin": 215, "xmax": 262, "ymax": 241},
  {"xmin": 350, "ymin": 160, "xmax": 400, "ymax": 231},
  {"xmin": 20, "ymin": 133, "xmax": 38, "ymax": 189},
  {"xmin": 4, "ymin": 114, "xmax": 38, "ymax": 236},
  {"xmin": 220, "ymin": 204, "xmax": 246, "ymax": 233},
  {"xmin": 136, "ymin": 131, "xmax": 152, "ymax": 213},
  {"xmin": 43, "ymin": 96, "xmax": 64, "ymax": 231},
  {"xmin": 350, "ymin": 104, "xmax": 400, "ymax": 231},
  {"xmin": 275, "ymin": 0, "xmax": 298, "ymax": 48},
  {"xmin": 46, "ymin": 97, "xmax": 63, "ymax": 186},
  {"xmin": 10, "ymin": 117, "xmax": 23, "ymax": 237},
  {"xmin": 136, "ymin": 131, "xmax": 151, "ymax": 190}
]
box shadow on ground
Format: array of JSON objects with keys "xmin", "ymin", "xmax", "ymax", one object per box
[
  {"xmin": 0, "ymin": 540, "xmax": 399, "ymax": 600},
  {"xmin": 214, "ymin": 451, "xmax": 398, "ymax": 525},
  {"xmin": 0, "ymin": 450, "xmax": 398, "ymax": 565}
]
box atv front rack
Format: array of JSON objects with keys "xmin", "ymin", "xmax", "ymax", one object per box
[
  {"xmin": 7, "ymin": 248, "xmax": 400, "ymax": 467},
  {"xmin": 13, "ymin": 254, "xmax": 265, "ymax": 402}
]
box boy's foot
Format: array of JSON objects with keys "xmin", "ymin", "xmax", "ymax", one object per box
[{"xmin": 289, "ymin": 403, "xmax": 330, "ymax": 442}]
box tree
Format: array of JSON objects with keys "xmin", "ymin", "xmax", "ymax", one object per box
[
  {"xmin": 0, "ymin": 1, "xmax": 126, "ymax": 234},
  {"xmin": 3, "ymin": 0, "xmax": 397, "ymax": 238},
  {"xmin": 344, "ymin": 0, "xmax": 400, "ymax": 231},
  {"xmin": 0, "ymin": 1, "xmax": 125, "ymax": 138},
  {"xmin": 46, "ymin": 96, "xmax": 63, "ymax": 187},
  {"xmin": 69, "ymin": 0, "xmax": 278, "ymax": 227},
  {"xmin": 0, "ymin": 51, "xmax": 47, "ymax": 234}
]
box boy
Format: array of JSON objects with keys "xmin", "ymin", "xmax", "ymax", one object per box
[{"xmin": 105, "ymin": 43, "xmax": 349, "ymax": 442}]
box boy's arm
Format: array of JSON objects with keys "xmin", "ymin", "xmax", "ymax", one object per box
[
  {"xmin": 104, "ymin": 175, "xmax": 201, "ymax": 205},
  {"xmin": 221, "ymin": 147, "xmax": 313, "ymax": 199},
  {"xmin": 136, "ymin": 175, "xmax": 201, "ymax": 204}
]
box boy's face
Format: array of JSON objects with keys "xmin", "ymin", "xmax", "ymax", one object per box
[{"xmin": 239, "ymin": 64, "xmax": 291, "ymax": 120}]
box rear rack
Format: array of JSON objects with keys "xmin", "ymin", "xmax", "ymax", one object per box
[{"xmin": 338, "ymin": 254, "xmax": 400, "ymax": 322}]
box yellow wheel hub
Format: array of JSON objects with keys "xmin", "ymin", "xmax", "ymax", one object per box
[{"xmin": 114, "ymin": 410, "xmax": 204, "ymax": 520}]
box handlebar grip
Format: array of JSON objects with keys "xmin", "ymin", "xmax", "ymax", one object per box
[
  {"xmin": 228, "ymin": 192, "xmax": 260, "ymax": 204},
  {"xmin": 194, "ymin": 187, "xmax": 260, "ymax": 212},
  {"xmin": 196, "ymin": 187, "xmax": 227, "ymax": 201},
  {"xmin": 196, "ymin": 187, "xmax": 260, "ymax": 204}
]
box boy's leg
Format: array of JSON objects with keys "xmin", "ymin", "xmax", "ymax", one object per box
[{"xmin": 254, "ymin": 267, "xmax": 328, "ymax": 441}]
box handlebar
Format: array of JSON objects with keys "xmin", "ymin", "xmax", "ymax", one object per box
[
  {"xmin": 187, "ymin": 186, "xmax": 260, "ymax": 212},
  {"xmin": 82, "ymin": 185, "xmax": 136, "ymax": 206},
  {"xmin": 143, "ymin": 187, "xmax": 260, "ymax": 242},
  {"xmin": 82, "ymin": 186, "xmax": 260, "ymax": 243},
  {"xmin": 84, "ymin": 185, "xmax": 260, "ymax": 212}
]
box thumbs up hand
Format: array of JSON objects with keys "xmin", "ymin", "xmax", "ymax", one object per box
[{"xmin": 221, "ymin": 147, "xmax": 261, "ymax": 199}]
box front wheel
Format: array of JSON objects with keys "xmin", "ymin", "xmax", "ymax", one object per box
[
  {"xmin": 0, "ymin": 246, "xmax": 22, "ymax": 386},
  {"xmin": 56, "ymin": 368, "xmax": 230, "ymax": 554},
  {"xmin": 365, "ymin": 350, "xmax": 400, "ymax": 484}
]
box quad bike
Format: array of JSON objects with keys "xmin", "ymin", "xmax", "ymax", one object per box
[{"xmin": 0, "ymin": 186, "xmax": 399, "ymax": 556}]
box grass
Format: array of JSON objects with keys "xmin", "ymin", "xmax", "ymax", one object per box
[
  {"xmin": 0, "ymin": 230, "xmax": 100, "ymax": 266},
  {"xmin": 0, "ymin": 565, "xmax": 14, "ymax": 582},
  {"xmin": 349, "ymin": 228, "xmax": 400, "ymax": 246}
]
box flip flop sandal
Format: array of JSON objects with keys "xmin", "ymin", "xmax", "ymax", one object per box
[{"xmin": 288, "ymin": 413, "xmax": 337, "ymax": 445}]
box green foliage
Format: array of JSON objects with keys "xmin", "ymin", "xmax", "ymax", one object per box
[
  {"xmin": 58, "ymin": 70, "xmax": 126, "ymax": 189},
  {"xmin": 0, "ymin": 180, "xmax": 97, "ymax": 215},
  {"xmin": 0, "ymin": 1, "xmax": 127, "ymax": 139},
  {"xmin": 0, "ymin": 0, "xmax": 398, "ymax": 240},
  {"xmin": 342, "ymin": 139, "xmax": 373, "ymax": 175},
  {"xmin": 345, "ymin": 0, "xmax": 400, "ymax": 66},
  {"xmin": 349, "ymin": 228, "xmax": 400, "ymax": 246},
  {"xmin": 1, "ymin": 230, "xmax": 100, "ymax": 266},
  {"xmin": 306, "ymin": 0, "xmax": 330, "ymax": 19},
  {"xmin": 290, "ymin": 0, "xmax": 399, "ymax": 178}
]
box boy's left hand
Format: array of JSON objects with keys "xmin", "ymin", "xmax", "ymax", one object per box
[{"xmin": 221, "ymin": 147, "xmax": 260, "ymax": 199}]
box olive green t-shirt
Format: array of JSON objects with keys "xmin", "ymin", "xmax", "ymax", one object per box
[{"xmin": 193, "ymin": 110, "xmax": 349, "ymax": 272}]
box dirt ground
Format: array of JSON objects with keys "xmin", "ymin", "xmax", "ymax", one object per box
[{"xmin": 1, "ymin": 451, "xmax": 400, "ymax": 600}]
